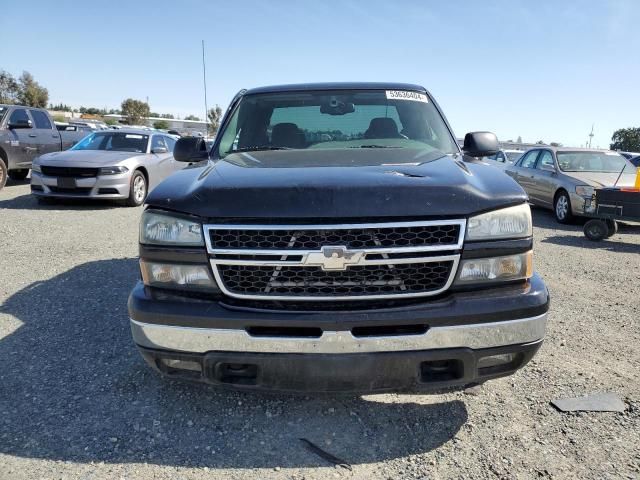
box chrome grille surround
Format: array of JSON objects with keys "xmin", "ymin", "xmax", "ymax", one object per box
[{"xmin": 204, "ymin": 220, "xmax": 466, "ymax": 301}]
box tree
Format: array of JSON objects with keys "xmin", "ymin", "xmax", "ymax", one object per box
[
  {"xmin": 207, "ymin": 105, "xmax": 223, "ymax": 135},
  {"xmin": 121, "ymin": 98, "xmax": 150, "ymax": 125},
  {"xmin": 153, "ymin": 120, "xmax": 170, "ymax": 130},
  {"xmin": 161, "ymin": 113, "xmax": 175, "ymax": 119},
  {"xmin": 536, "ymin": 140, "xmax": 545, "ymax": 144},
  {"xmin": 104, "ymin": 118, "xmax": 118, "ymax": 126},
  {"xmin": 0, "ymin": 70, "xmax": 20, "ymax": 104},
  {"xmin": 610, "ymin": 127, "xmax": 640, "ymax": 152},
  {"xmin": 184, "ymin": 114, "xmax": 201, "ymax": 121},
  {"xmin": 17, "ymin": 71, "xmax": 49, "ymax": 107},
  {"xmin": 517, "ymin": 136, "xmax": 523, "ymax": 144},
  {"xmin": 550, "ymin": 142, "xmax": 563, "ymax": 147}
]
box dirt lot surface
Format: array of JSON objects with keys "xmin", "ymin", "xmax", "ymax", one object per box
[{"xmin": 1, "ymin": 180, "xmax": 639, "ymax": 480}]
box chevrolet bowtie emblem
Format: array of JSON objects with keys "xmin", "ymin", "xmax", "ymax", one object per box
[{"xmin": 303, "ymin": 246, "xmax": 364, "ymax": 271}]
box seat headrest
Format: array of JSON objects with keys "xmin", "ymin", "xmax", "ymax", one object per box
[
  {"xmin": 364, "ymin": 118, "xmax": 401, "ymax": 139},
  {"xmin": 271, "ymin": 123, "xmax": 305, "ymax": 149}
]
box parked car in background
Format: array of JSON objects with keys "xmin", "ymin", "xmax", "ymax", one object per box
[
  {"xmin": 31, "ymin": 129, "xmax": 182, "ymax": 206},
  {"xmin": 630, "ymin": 155, "xmax": 640, "ymax": 167},
  {"xmin": 486, "ymin": 149, "xmax": 524, "ymax": 165},
  {"xmin": 505, "ymin": 147, "xmax": 637, "ymax": 223},
  {"xmin": 0, "ymin": 104, "xmax": 86, "ymax": 190},
  {"xmin": 56, "ymin": 122, "xmax": 95, "ymax": 135}
]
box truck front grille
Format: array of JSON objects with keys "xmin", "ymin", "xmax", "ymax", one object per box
[
  {"xmin": 204, "ymin": 220, "xmax": 465, "ymax": 301},
  {"xmin": 218, "ymin": 261, "xmax": 454, "ymax": 297},
  {"xmin": 40, "ymin": 166, "xmax": 99, "ymax": 178}
]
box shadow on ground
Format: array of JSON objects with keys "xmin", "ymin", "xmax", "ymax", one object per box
[
  {"xmin": 0, "ymin": 192, "xmax": 123, "ymax": 211},
  {"xmin": 0, "ymin": 258, "xmax": 466, "ymax": 468}
]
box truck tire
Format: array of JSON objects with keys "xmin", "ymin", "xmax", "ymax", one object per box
[
  {"xmin": 605, "ymin": 219, "xmax": 618, "ymax": 238},
  {"xmin": 553, "ymin": 190, "xmax": 574, "ymax": 224},
  {"xmin": 8, "ymin": 169, "xmax": 29, "ymax": 181},
  {"xmin": 584, "ymin": 219, "xmax": 607, "ymax": 241},
  {"xmin": 126, "ymin": 170, "xmax": 147, "ymax": 207},
  {"xmin": 0, "ymin": 159, "xmax": 6, "ymax": 191}
]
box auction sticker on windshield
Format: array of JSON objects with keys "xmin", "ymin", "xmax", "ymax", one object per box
[{"xmin": 386, "ymin": 91, "xmax": 428, "ymax": 103}]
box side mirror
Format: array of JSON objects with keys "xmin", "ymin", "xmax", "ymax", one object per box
[
  {"xmin": 151, "ymin": 146, "xmax": 168, "ymax": 154},
  {"xmin": 540, "ymin": 163, "xmax": 556, "ymax": 173},
  {"xmin": 8, "ymin": 119, "xmax": 32, "ymax": 129},
  {"xmin": 173, "ymin": 136, "xmax": 209, "ymax": 162},
  {"xmin": 462, "ymin": 131, "xmax": 499, "ymax": 157}
]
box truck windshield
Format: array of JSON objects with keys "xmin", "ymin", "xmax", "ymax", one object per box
[
  {"xmin": 216, "ymin": 89, "xmax": 459, "ymax": 158},
  {"xmin": 557, "ymin": 151, "xmax": 633, "ymax": 173},
  {"xmin": 71, "ymin": 132, "xmax": 149, "ymax": 153}
]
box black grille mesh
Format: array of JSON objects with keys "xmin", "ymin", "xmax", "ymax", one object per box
[
  {"xmin": 210, "ymin": 225, "xmax": 460, "ymax": 250},
  {"xmin": 41, "ymin": 166, "xmax": 99, "ymax": 178},
  {"xmin": 218, "ymin": 261, "xmax": 453, "ymax": 297}
]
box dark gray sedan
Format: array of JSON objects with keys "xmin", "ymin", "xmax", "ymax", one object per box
[
  {"xmin": 31, "ymin": 129, "xmax": 183, "ymax": 206},
  {"xmin": 505, "ymin": 147, "xmax": 637, "ymax": 223}
]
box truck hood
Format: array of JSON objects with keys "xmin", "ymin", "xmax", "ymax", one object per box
[
  {"xmin": 36, "ymin": 150, "xmax": 142, "ymax": 167},
  {"xmin": 146, "ymin": 148, "xmax": 527, "ymax": 220},
  {"xmin": 564, "ymin": 171, "xmax": 637, "ymax": 188}
]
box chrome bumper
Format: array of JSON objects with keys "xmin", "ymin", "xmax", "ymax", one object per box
[{"xmin": 130, "ymin": 313, "xmax": 547, "ymax": 354}]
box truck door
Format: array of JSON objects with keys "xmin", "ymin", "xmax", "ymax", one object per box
[
  {"xmin": 5, "ymin": 108, "xmax": 39, "ymax": 169},
  {"xmin": 29, "ymin": 109, "xmax": 61, "ymax": 155}
]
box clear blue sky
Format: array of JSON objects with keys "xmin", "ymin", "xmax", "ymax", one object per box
[{"xmin": 2, "ymin": 0, "xmax": 639, "ymax": 148}]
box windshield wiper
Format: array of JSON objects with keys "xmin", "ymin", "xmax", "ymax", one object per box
[
  {"xmin": 349, "ymin": 145, "xmax": 403, "ymax": 149},
  {"xmin": 230, "ymin": 146, "xmax": 293, "ymax": 153}
]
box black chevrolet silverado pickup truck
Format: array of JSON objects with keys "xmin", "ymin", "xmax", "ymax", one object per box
[{"xmin": 128, "ymin": 82, "xmax": 549, "ymax": 393}]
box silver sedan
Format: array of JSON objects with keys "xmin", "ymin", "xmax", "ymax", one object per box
[
  {"xmin": 31, "ymin": 129, "xmax": 183, "ymax": 206},
  {"xmin": 505, "ymin": 147, "xmax": 637, "ymax": 223}
]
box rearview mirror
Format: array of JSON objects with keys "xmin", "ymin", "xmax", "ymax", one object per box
[
  {"xmin": 462, "ymin": 131, "xmax": 499, "ymax": 157},
  {"xmin": 151, "ymin": 146, "xmax": 168, "ymax": 154},
  {"xmin": 8, "ymin": 119, "xmax": 32, "ymax": 129},
  {"xmin": 173, "ymin": 137, "xmax": 209, "ymax": 162}
]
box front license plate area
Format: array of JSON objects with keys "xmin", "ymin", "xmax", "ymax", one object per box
[{"xmin": 57, "ymin": 177, "xmax": 76, "ymax": 188}]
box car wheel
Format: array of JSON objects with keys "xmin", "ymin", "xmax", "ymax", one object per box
[
  {"xmin": 554, "ymin": 191, "xmax": 574, "ymax": 224},
  {"xmin": 8, "ymin": 169, "xmax": 29, "ymax": 181},
  {"xmin": 0, "ymin": 160, "xmax": 7, "ymax": 191},
  {"xmin": 605, "ymin": 219, "xmax": 618, "ymax": 238},
  {"xmin": 126, "ymin": 170, "xmax": 147, "ymax": 207},
  {"xmin": 584, "ymin": 219, "xmax": 607, "ymax": 241}
]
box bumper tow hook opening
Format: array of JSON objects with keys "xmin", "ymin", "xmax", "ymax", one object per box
[
  {"xmin": 420, "ymin": 359, "xmax": 464, "ymax": 382},
  {"xmin": 215, "ymin": 362, "xmax": 259, "ymax": 385}
]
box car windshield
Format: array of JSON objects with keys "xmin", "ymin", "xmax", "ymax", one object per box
[
  {"xmin": 556, "ymin": 151, "xmax": 633, "ymax": 173},
  {"xmin": 215, "ymin": 89, "xmax": 459, "ymax": 158},
  {"xmin": 71, "ymin": 132, "xmax": 149, "ymax": 153},
  {"xmin": 506, "ymin": 151, "xmax": 523, "ymax": 162}
]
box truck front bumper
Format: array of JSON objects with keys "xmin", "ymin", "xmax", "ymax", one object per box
[{"xmin": 128, "ymin": 274, "xmax": 549, "ymax": 393}]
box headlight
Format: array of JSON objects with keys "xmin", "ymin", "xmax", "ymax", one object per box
[
  {"xmin": 575, "ymin": 185, "xmax": 595, "ymax": 197},
  {"xmin": 466, "ymin": 204, "xmax": 532, "ymax": 241},
  {"xmin": 140, "ymin": 260, "xmax": 219, "ymax": 292},
  {"xmin": 455, "ymin": 251, "xmax": 533, "ymax": 285},
  {"xmin": 99, "ymin": 166, "xmax": 129, "ymax": 175},
  {"xmin": 31, "ymin": 163, "xmax": 41, "ymax": 173},
  {"xmin": 140, "ymin": 211, "xmax": 204, "ymax": 246}
]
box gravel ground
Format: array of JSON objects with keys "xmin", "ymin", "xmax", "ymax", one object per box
[{"xmin": 1, "ymin": 180, "xmax": 639, "ymax": 480}]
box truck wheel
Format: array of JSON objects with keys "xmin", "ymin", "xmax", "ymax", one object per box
[
  {"xmin": 0, "ymin": 160, "xmax": 6, "ymax": 191},
  {"xmin": 126, "ymin": 170, "xmax": 147, "ymax": 207},
  {"xmin": 554, "ymin": 191, "xmax": 574, "ymax": 224},
  {"xmin": 605, "ymin": 219, "xmax": 618, "ymax": 238},
  {"xmin": 584, "ymin": 219, "xmax": 607, "ymax": 241},
  {"xmin": 8, "ymin": 169, "xmax": 29, "ymax": 181}
]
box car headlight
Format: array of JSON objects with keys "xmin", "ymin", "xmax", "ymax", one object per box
[
  {"xmin": 466, "ymin": 204, "xmax": 532, "ymax": 241},
  {"xmin": 455, "ymin": 251, "xmax": 533, "ymax": 285},
  {"xmin": 99, "ymin": 166, "xmax": 129, "ymax": 175},
  {"xmin": 140, "ymin": 211, "xmax": 204, "ymax": 246},
  {"xmin": 140, "ymin": 260, "xmax": 219, "ymax": 292},
  {"xmin": 575, "ymin": 185, "xmax": 595, "ymax": 197},
  {"xmin": 31, "ymin": 163, "xmax": 41, "ymax": 173}
]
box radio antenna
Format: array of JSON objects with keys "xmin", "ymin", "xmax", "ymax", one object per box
[{"xmin": 202, "ymin": 40, "xmax": 209, "ymax": 136}]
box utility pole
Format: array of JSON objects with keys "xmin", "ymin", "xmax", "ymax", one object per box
[
  {"xmin": 202, "ymin": 40, "xmax": 209, "ymax": 135},
  {"xmin": 588, "ymin": 124, "xmax": 594, "ymax": 149}
]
